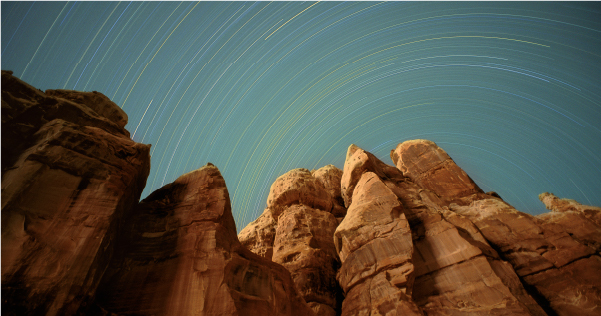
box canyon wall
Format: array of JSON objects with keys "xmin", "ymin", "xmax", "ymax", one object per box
[
  {"xmin": 3, "ymin": 71, "xmax": 600, "ymax": 315},
  {"xmin": 1, "ymin": 70, "xmax": 151, "ymax": 315}
]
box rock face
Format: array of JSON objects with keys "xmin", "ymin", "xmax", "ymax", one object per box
[
  {"xmin": 394, "ymin": 139, "xmax": 600, "ymax": 316},
  {"xmin": 239, "ymin": 167, "xmax": 345, "ymax": 315},
  {"xmin": 1, "ymin": 71, "xmax": 151, "ymax": 315},
  {"xmin": 4, "ymin": 72, "xmax": 601, "ymax": 316},
  {"xmin": 312, "ymin": 165, "xmax": 346, "ymax": 218},
  {"xmin": 238, "ymin": 210, "xmax": 277, "ymax": 260},
  {"xmin": 94, "ymin": 164, "xmax": 314, "ymax": 316},
  {"xmin": 336, "ymin": 144, "xmax": 546, "ymax": 316},
  {"xmin": 1, "ymin": 72, "xmax": 314, "ymax": 316},
  {"xmin": 242, "ymin": 140, "xmax": 600, "ymax": 316}
]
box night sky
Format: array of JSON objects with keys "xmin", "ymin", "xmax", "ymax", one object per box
[{"xmin": 2, "ymin": 1, "xmax": 600, "ymax": 232}]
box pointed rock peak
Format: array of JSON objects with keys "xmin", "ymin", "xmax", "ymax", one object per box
[
  {"xmin": 539, "ymin": 192, "xmax": 577, "ymax": 212},
  {"xmin": 392, "ymin": 139, "xmax": 482, "ymax": 203},
  {"xmin": 346, "ymin": 143, "xmax": 361, "ymax": 159},
  {"xmin": 173, "ymin": 162, "xmax": 224, "ymax": 186},
  {"xmin": 341, "ymin": 144, "xmax": 404, "ymax": 207},
  {"xmin": 539, "ymin": 192, "xmax": 601, "ymax": 214},
  {"xmin": 141, "ymin": 162, "xmax": 238, "ymax": 245}
]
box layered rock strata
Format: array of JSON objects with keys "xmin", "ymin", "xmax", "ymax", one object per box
[
  {"xmin": 393, "ymin": 139, "xmax": 601, "ymax": 316},
  {"xmin": 94, "ymin": 164, "xmax": 314, "ymax": 316},
  {"xmin": 240, "ymin": 140, "xmax": 600, "ymax": 316},
  {"xmin": 334, "ymin": 145, "xmax": 422, "ymax": 315},
  {"xmin": 239, "ymin": 167, "xmax": 344, "ymax": 315},
  {"xmin": 337, "ymin": 144, "xmax": 545, "ymax": 316},
  {"xmin": 1, "ymin": 71, "xmax": 151, "ymax": 315}
]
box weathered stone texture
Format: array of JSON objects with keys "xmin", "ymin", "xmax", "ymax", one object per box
[
  {"xmin": 1, "ymin": 71, "xmax": 151, "ymax": 316},
  {"xmin": 239, "ymin": 166, "xmax": 346, "ymax": 314},
  {"xmin": 94, "ymin": 164, "xmax": 314, "ymax": 316},
  {"xmin": 312, "ymin": 164, "xmax": 346, "ymax": 217},
  {"xmin": 273, "ymin": 204, "xmax": 340, "ymax": 312},
  {"xmin": 393, "ymin": 139, "xmax": 599, "ymax": 316},
  {"xmin": 266, "ymin": 168, "xmax": 333, "ymax": 219},
  {"xmin": 238, "ymin": 209, "xmax": 277, "ymax": 260},
  {"xmin": 391, "ymin": 139, "xmax": 486, "ymax": 205},
  {"xmin": 335, "ymin": 146, "xmax": 422, "ymax": 316}
]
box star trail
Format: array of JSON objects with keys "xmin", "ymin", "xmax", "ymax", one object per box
[{"xmin": 3, "ymin": 2, "xmax": 600, "ymax": 231}]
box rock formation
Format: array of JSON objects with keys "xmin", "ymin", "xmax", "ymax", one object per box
[
  {"xmin": 393, "ymin": 140, "xmax": 601, "ymax": 316},
  {"xmin": 242, "ymin": 141, "xmax": 599, "ymax": 316},
  {"xmin": 93, "ymin": 164, "xmax": 314, "ymax": 316},
  {"xmin": 1, "ymin": 72, "xmax": 313, "ymax": 316},
  {"xmin": 1, "ymin": 70, "xmax": 151, "ymax": 315},
  {"xmin": 239, "ymin": 167, "xmax": 344, "ymax": 315},
  {"xmin": 3, "ymin": 72, "xmax": 601, "ymax": 316}
]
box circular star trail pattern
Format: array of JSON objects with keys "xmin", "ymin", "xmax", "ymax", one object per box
[{"xmin": 3, "ymin": 2, "xmax": 600, "ymax": 231}]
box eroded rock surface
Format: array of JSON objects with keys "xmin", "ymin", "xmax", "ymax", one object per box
[
  {"xmin": 1, "ymin": 71, "xmax": 151, "ymax": 315},
  {"xmin": 95, "ymin": 164, "xmax": 314, "ymax": 316},
  {"xmin": 238, "ymin": 209, "xmax": 277, "ymax": 260},
  {"xmin": 335, "ymin": 145, "xmax": 422, "ymax": 315},
  {"xmin": 239, "ymin": 166, "xmax": 346, "ymax": 314},
  {"xmin": 391, "ymin": 139, "xmax": 487, "ymax": 205},
  {"xmin": 266, "ymin": 168, "xmax": 333, "ymax": 219},
  {"xmin": 312, "ymin": 165, "xmax": 346, "ymax": 217},
  {"xmin": 335, "ymin": 144, "xmax": 545, "ymax": 316},
  {"xmin": 273, "ymin": 205, "xmax": 340, "ymax": 315},
  {"xmin": 335, "ymin": 171, "xmax": 421, "ymax": 316},
  {"xmin": 392, "ymin": 139, "xmax": 599, "ymax": 316}
]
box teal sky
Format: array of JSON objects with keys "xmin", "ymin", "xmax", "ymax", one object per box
[{"xmin": 2, "ymin": 2, "xmax": 600, "ymax": 232}]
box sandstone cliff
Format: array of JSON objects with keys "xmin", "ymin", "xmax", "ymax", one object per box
[
  {"xmin": 240, "ymin": 167, "xmax": 343, "ymax": 315},
  {"xmin": 93, "ymin": 164, "xmax": 314, "ymax": 316},
  {"xmin": 1, "ymin": 70, "xmax": 151, "ymax": 315},
  {"xmin": 242, "ymin": 140, "xmax": 600, "ymax": 316},
  {"xmin": 3, "ymin": 72, "xmax": 601, "ymax": 316}
]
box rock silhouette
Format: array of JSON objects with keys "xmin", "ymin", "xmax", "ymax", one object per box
[{"xmin": 3, "ymin": 71, "xmax": 600, "ymax": 315}]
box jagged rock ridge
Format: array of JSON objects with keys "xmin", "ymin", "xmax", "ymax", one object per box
[{"xmin": 3, "ymin": 71, "xmax": 600, "ymax": 316}]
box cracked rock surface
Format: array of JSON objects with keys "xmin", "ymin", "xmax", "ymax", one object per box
[{"xmin": 1, "ymin": 71, "xmax": 151, "ymax": 316}]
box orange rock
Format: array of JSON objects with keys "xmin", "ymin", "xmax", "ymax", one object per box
[
  {"xmin": 386, "ymin": 141, "xmax": 545, "ymax": 315},
  {"xmin": 336, "ymin": 165, "xmax": 421, "ymax": 314},
  {"xmin": 312, "ymin": 164, "xmax": 346, "ymax": 217},
  {"xmin": 403, "ymin": 195, "xmax": 543, "ymax": 315},
  {"xmin": 538, "ymin": 193, "xmax": 601, "ymax": 248},
  {"xmin": 95, "ymin": 164, "xmax": 314, "ymax": 316},
  {"xmin": 273, "ymin": 205, "xmax": 340, "ymax": 311},
  {"xmin": 391, "ymin": 139, "xmax": 484, "ymax": 204},
  {"xmin": 1, "ymin": 71, "xmax": 150, "ymax": 315},
  {"xmin": 7, "ymin": 71, "xmax": 600, "ymax": 316},
  {"xmin": 238, "ymin": 209, "xmax": 277, "ymax": 260},
  {"xmin": 341, "ymin": 144, "xmax": 405, "ymax": 208},
  {"xmin": 242, "ymin": 166, "xmax": 344, "ymax": 313},
  {"xmin": 523, "ymin": 255, "xmax": 601, "ymax": 316},
  {"xmin": 266, "ymin": 168, "xmax": 332, "ymax": 219},
  {"xmin": 393, "ymin": 139, "xmax": 600, "ymax": 315}
]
